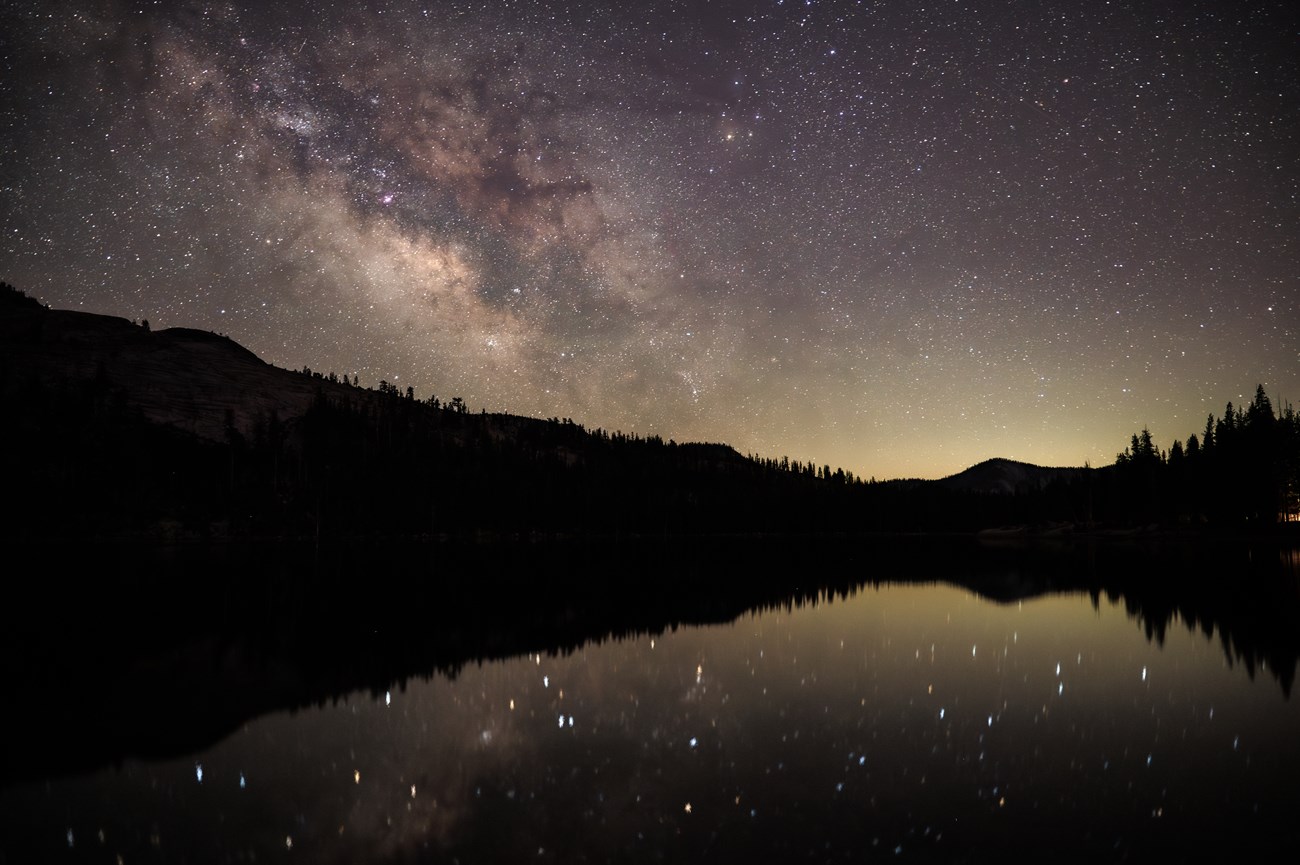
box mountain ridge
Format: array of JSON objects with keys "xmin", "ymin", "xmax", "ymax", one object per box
[
  {"xmin": 22, "ymin": 281, "xmax": 1286, "ymax": 537},
  {"xmin": 0, "ymin": 287, "xmax": 1067, "ymax": 493}
]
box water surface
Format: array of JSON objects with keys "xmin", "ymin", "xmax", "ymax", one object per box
[{"xmin": 4, "ymin": 550, "xmax": 1298, "ymax": 862}]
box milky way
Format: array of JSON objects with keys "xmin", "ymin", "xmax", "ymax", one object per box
[{"xmin": 2, "ymin": 0, "xmax": 1296, "ymax": 477}]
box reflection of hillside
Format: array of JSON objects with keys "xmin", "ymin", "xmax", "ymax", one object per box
[{"xmin": 1, "ymin": 537, "xmax": 1296, "ymax": 788}]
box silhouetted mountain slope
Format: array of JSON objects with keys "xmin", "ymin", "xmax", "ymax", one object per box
[
  {"xmin": 0, "ymin": 293, "xmax": 748, "ymax": 468},
  {"xmin": 1, "ymin": 293, "xmax": 864, "ymax": 537},
  {"xmin": 1, "ymin": 297, "xmax": 367, "ymax": 443},
  {"xmin": 4, "ymin": 284, "xmax": 1294, "ymax": 536},
  {"xmin": 935, "ymin": 457, "xmax": 1088, "ymax": 495}
]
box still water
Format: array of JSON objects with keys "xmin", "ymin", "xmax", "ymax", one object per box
[{"xmin": 3, "ymin": 547, "xmax": 1299, "ymax": 862}]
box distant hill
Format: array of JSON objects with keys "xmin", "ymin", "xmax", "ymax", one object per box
[{"xmin": 935, "ymin": 458, "xmax": 1088, "ymax": 495}]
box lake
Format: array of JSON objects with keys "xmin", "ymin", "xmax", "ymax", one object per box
[{"xmin": 2, "ymin": 538, "xmax": 1298, "ymax": 862}]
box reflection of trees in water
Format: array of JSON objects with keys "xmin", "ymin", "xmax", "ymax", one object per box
[
  {"xmin": 1100, "ymin": 544, "xmax": 1300, "ymax": 698},
  {"xmin": 3, "ymin": 538, "xmax": 1297, "ymax": 787},
  {"xmin": 950, "ymin": 537, "xmax": 1300, "ymax": 698}
]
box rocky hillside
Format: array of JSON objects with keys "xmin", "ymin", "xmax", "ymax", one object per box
[{"xmin": 1, "ymin": 292, "xmax": 380, "ymax": 444}]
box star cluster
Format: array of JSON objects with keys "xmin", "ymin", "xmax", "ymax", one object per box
[{"xmin": 2, "ymin": 0, "xmax": 1295, "ymax": 477}]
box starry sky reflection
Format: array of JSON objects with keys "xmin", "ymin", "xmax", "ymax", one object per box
[
  {"xmin": 1, "ymin": 0, "xmax": 1296, "ymax": 477},
  {"xmin": 9, "ymin": 582, "xmax": 1297, "ymax": 862}
]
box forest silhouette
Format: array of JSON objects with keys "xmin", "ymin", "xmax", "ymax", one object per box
[{"xmin": 2, "ymin": 280, "xmax": 1297, "ymax": 539}]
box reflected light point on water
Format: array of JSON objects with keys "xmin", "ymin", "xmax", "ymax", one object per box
[
  {"xmin": 385, "ymin": 690, "xmax": 391, "ymax": 707},
  {"xmin": 354, "ymin": 770, "xmax": 360, "ymax": 784},
  {"xmin": 195, "ymin": 763, "xmax": 203, "ymax": 784}
]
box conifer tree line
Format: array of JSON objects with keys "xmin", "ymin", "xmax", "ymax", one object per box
[
  {"xmin": 1110, "ymin": 384, "xmax": 1299, "ymax": 526},
  {"xmin": 178, "ymin": 378, "xmax": 1300, "ymax": 535},
  {"xmin": 282, "ymin": 343, "xmax": 1296, "ymax": 528}
]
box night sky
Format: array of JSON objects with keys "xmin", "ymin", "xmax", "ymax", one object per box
[{"xmin": 2, "ymin": 0, "xmax": 1296, "ymax": 479}]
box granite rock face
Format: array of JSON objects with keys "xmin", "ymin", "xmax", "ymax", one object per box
[{"xmin": 0, "ymin": 301, "xmax": 373, "ymax": 443}]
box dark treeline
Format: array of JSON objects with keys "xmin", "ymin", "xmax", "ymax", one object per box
[
  {"xmin": 0, "ymin": 369, "xmax": 1076, "ymax": 538},
  {"xmin": 11, "ymin": 376, "xmax": 1295, "ymax": 539},
  {"xmin": 2, "ymin": 280, "xmax": 1297, "ymax": 538},
  {"xmin": 1106, "ymin": 385, "xmax": 1300, "ymax": 527},
  {"xmin": 187, "ymin": 391, "xmax": 871, "ymax": 537}
]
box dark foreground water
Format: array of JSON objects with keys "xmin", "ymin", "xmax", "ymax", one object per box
[{"xmin": 2, "ymin": 539, "xmax": 1298, "ymax": 863}]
